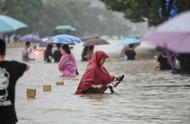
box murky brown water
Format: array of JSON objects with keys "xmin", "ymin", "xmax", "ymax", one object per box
[{"xmin": 6, "ymin": 46, "xmax": 190, "ymax": 124}]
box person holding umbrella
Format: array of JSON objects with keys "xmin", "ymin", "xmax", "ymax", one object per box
[
  {"xmin": 44, "ymin": 43, "xmax": 53, "ymax": 63},
  {"xmin": 53, "ymin": 44, "xmax": 62, "ymax": 62},
  {"xmin": 81, "ymin": 45, "xmax": 94, "ymax": 61},
  {"xmin": 155, "ymin": 51, "xmax": 172, "ymax": 71},
  {"xmin": 124, "ymin": 43, "xmax": 139, "ymax": 60},
  {"xmin": 81, "ymin": 38, "xmax": 109, "ymax": 61},
  {"xmin": 58, "ymin": 44, "xmax": 77, "ymax": 77}
]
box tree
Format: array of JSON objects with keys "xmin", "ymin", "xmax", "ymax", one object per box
[
  {"xmin": 1, "ymin": 0, "xmax": 44, "ymax": 33},
  {"xmin": 42, "ymin": 0, "xmax": 130, "ymax": 36},
  {"xmin": 0, "ymin": 0, "xmax": 131, "ymax": 36},
  {"xmin": 0, "ymin": 0, "xmax": 5, "ymax": 13},
  {"xmin": 100, "ymin": 0, "xmax": 190, "ymax": 26}
]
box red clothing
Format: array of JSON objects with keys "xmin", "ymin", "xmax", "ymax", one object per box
[{"xmin": 75, "ymin": 51, "xmax": 115, "ymax": 94}]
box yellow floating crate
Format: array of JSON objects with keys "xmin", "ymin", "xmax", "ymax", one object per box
[
  {"xmin": 26, "ymin": 88, "xmax": 36, "ymax": 99},
  {"xmin": 72, "ymin": 78, "xmax": 79, "ymax": 81},
  {"xmin": 43, "ymin": 85, "xmax": 52, "ymax": 92},
  {"xmin": 56, "ymin": 81, "xmax": 64, "ymax": 85}
]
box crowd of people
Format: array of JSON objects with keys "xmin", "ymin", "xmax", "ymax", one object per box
[
  {"xmin": 20, "ymin": 40, "xmax": 125, "ymax": 94},
  {"xmin": 1, "ymin": 37, "xmax": 190, "ymax": 124},
  {"xmin": 1, "ymin": 39, "xmax": 125, "ymax": 124}
]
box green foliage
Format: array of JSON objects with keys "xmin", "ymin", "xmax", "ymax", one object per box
[
  {"xmin": 42, "ymin": 0, "xmax": 130, "ymax": 36},
  {"xmin": 101, "ymin": 0, "xmax": 190, "ymax": 26},
  {"xmin": 0, "ymin": 0, "xmax": 130, "ymax": 36},
  {"xmin": 1, "ymin": 0, "xmax": 44, "ymax": 32},
  {"xmin": 0, "ymin": 0, "xmax": 5, "ymax": 13}
]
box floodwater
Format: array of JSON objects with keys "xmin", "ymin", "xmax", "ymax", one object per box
[{"xmin": 6, "ymin": 41, "xmax": 190, "ymax": 124}]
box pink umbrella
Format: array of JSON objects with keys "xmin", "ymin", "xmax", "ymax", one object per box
[{"xmin": 141, "ymin": 11, "xmax": 190, "ymax": 53}]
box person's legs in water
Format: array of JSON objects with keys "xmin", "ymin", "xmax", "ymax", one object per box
[
  {"xmin": 81, "ymin": 87, "xmax": 97, "ymax": 94},
  {"xmin": 76, "ymin": 68, "xmax": 79, "ymax": 75}
]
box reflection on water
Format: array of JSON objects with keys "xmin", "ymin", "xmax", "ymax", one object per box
[
  {"xmin": 79, "ymin": 94, "xmax": 111, "ymax": 101},
  {"xmin": 6, "ymin": 48, "xmax": 190, "ymax": 124}
]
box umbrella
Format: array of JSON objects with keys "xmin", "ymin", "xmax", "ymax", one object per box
[
  {"xmin": 141, "ymin": 11, "xmax": 190, "ymax": 53},
  {"xmin": 83, "ymin": 38, "xmax": 109, "ymax": 46},
  {"xmin": 19, "ymin": 34, "xmax": 42, "ymax": 43},
  {"xmin": 81, "ymin": 36, "xmax": 99, "ymax": 42},
  {"xmin": 53, "ymin": 34, "xmax": 81, "ymax": 45},
  {"xmin": 0, "ymin": 15, "xmax": 27, "ymax": 33},
  {"xmin": 119, "ymin": 37, "xmax": 140, "ymax": 45}
]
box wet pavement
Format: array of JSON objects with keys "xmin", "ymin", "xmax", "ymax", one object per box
[{"xmin": 5, "ymin": 41, "xmax": 190, "ymax": 124}]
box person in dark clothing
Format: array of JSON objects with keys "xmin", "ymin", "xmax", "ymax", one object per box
[
  {"xmin": 125, "ymin": 50, "xmax": 136, "ymax": 60},
  {"xmin": 81, "ymin": 46, "xmax": 88, "ymax": 61},
  {"xmin": 44, "ymin": 43, "xmax": 53, "ymax": 63},
  {"xmin": 176, "ymin": 53, "xmax": 190, "ymax": 74},
  {"xmin": 53, "ymin": 44, "xmax": 62, "ymax": 62},
  {"xmin": 124, "ymin": 43, "xmax": 137, "ymax": 60},
  {"xmin": 155, "ymin": 52, "xmax": 171, "ymax": 70},
  {"xmin": 81, "ymin": 45, "xmax": 94, "ymax": 61},
  {"xmin": 0, "ymin": 39, "xmax": 29, "ymax": 124}
]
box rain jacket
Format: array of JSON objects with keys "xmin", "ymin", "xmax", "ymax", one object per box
[
  {"xmin": 75, "ymin": 51, "xmax": 115, "ymax": 94},
  {"xmin": 58, "ymin": 53, "xmax": 77, "ymax": 77}
]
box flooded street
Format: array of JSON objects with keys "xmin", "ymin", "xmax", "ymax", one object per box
[{"xmin": 6, "ymin": 42, "xmax": 190, "ymax": 124}]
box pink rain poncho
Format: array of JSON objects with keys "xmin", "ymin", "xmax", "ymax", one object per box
[{"xmin": 58, "ymin": 53, "xmax": 77, "ymax": 77}]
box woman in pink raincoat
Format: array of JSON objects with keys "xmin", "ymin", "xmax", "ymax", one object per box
[{"xmin": 58, "ymin": 45, "xmax": 77, "ymax": 77}]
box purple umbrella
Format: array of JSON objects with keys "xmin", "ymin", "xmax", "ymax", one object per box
[
  {"xmin": 141, "ymin": 11, "xmax": 190, "ymax": 53},
  {"xmin": 19, "ymin": 34, "xmax": 42, "ymax": 43}
]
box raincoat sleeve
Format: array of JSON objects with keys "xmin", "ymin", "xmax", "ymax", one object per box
[
  {"xmin": 75, "ymin": 68, "xmax": 98, "ymax": 94},
  {"xmin": 101, "ymin": 66, "xmax": 115, "ymax": 82},
  {"xmin": 58, "ymin": 55, "xmax": 68, "ymax": 71}
]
